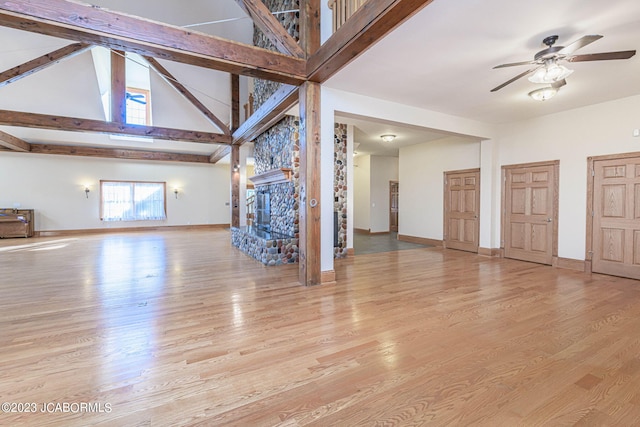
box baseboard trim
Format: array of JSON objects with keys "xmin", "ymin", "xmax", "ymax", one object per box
[
  {"xmin": 369, "ymin": 231, "xmax": 389, "ymax": 235},
  {"xmin": 346, "ymin": 248, "xmax": 355, "ymax": 257},
  {"xmin": 321, "ymin": 270, "xmax": 336, "ymax": 285},
  {"xmin": 554, "ymin": 257, "xmax": 586, "ymax": 272},
  {"xmin": 478, "ymin": 247, "xmax": 501, "ymax": 257},
  {"xmin": 35, "ymin": 224, "xmax": 228, "ymax": 237},
  {"xmin": 397, "ymin": 234, "xmax": 442, "ymax": 247},
  {"xmin": 354, "ymin": 228, "xmax": 370, "ymax": 234}
]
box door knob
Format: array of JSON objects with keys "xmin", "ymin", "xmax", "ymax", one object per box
[{"xmin": 545, "ymin": 218, "xmax": 552, "ymax": 222}]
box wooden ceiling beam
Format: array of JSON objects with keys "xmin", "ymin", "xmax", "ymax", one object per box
[
  {"xmin": 307, "ymin": 0, "xmax": 434, "ymax": 82},
  {"xmin": 0, "ymin": 42, "xmax": 91, "ymax": 88},
  {"xmin": 231, "ymin": 74, "xmax": 240, "ymax": 133},
  {"xmin": 144, "ymin": 56, "xmax": 231, "ymax": 135},
  {"xmin": 30, "ymin": 144, "xmax": 210, "ymax": 163},
  {"xmin": 0, "ymin": 110, "xmax": 232, "ymax": 144},
  {"xmin": 300, "ymin": 0, "xmax": 321, "ymax": 58},
  {"xmin": 0, "ymin": 0, "xmax": 306, "ymax": 85},
  {"xmin": 0, "ymin": 129, "xmax": 31, "ymax": 152},
  {"xmin": 232, "ymin": 84, "xmax": 298, "ymax": 145},
  {"xmin": 234, "ymin": 0, "xmax": 305, "ymax": 58},
  {"xmin": 111, "ymin": 50, "xmax": 126, "ymax": 124},
  {"xmin": 209, "ymin": 146, "xmax": 231, "ymax": 163}
]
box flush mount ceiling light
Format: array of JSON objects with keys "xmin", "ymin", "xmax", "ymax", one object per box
[
  {"xmin": 528, "ymin": 86, "xmax": 558, "ymax": 101},
  {"xmin": 380, "ymin": 134, "xmax": 396, "ymax": 143}
]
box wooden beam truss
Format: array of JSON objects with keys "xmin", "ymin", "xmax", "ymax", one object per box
[
  {"xmin": 0, "ymin": 42, "xmax": 92, "ymax": 88},
  {"xmin": 235, "ymin": 0, "xmax": 305, "ymax": 58},
  {"xmin": 30, "ymin": 144, "xmax": 210, "ymax": 163},
  {"xmin": 0, "ymin": 129, "xmax": 31, "ymax": 152},
  {"xmin": 0, "ymin": 110, "xmax": 232, "ymax": 145},
  {"xmin": 144, "ymin": 56, "xmax": 231, "ymax": 135},
  {"xmin": 0, "ymin": 0, "xmax": 306, "ymax": 84},
  {"xmin": 232, "ymin": 84, "xmax": 299, "ymax": 145}
]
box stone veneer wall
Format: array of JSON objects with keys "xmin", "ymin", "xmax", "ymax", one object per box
[
  {"xmin": 244, "ymin": 118, "xmax": 348, "ymax": 261},
  {"xmin": 334, "ymin": 123, "xmax": 348, "ymax": 258},
  {"xmin": 253, "ymin": 115, "xmax": 300, "ymax": 238},
  {"xmin": 252, "ymin": 0, "xmax": 299, "ymax": 109},
  {"xmin": 237, "ymin": 0, "xmax": 350, "ymax": 264},
  {"xmin": 231, "ymin": 228, "xmax": 298, "ymax": 265}
]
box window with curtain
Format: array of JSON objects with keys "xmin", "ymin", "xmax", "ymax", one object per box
[{"xmin": 100, "ymin": 181, "xmax": 166, "ymax": 221}]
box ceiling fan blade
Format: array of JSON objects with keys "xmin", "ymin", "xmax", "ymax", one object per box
[
  {"xmin": 568, "ymin": 50, "xmax": 636, "ymax": 62},
  {"xmin": 490, "ymin": 67, "xmax": 540, "ymax": 92},
  {"xmin": 551, "ymin": 79, "xmax": 567, "ymax": 89},
  {"xmin": 558, "ymin": 34, "xmax": 603, "ymax": 55},
  {"xmin": 493, "ymin": 60, "xmax": 535, "ymax": 69}
]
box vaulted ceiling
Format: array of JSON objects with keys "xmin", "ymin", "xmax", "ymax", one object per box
[{"xmin": 0, "ymin": 0, "xmax": 258, "ymax": 161}]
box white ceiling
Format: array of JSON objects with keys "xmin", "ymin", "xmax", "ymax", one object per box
[
  {"xmin": 0, "ymin": 0, "xmax": 639, "ymax": 159},
  {"xmin": 327, "ymin": 0, "xmax": 640, "ymax": 157},
  {"xmin": 88, "ymin": 0, "xmax": 253, "ymax": 43},
  {"xmin": 327, "ymin": 0, "xmax": 640, "ymax": 125},
  {"xmin": 335, "ymin": 112, "xmax": 477, "ymax": 158}
]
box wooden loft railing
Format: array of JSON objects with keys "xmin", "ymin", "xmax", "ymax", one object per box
[{"xmin": 328, "ymin": 0, "xmax": 368, "ymax": 32}]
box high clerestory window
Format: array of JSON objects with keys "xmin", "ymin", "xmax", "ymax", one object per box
[
  {"xmin": 100, "ymin": 181, "xmax": 166, "ymax": 221},
  {"xmin": 91, "ymin": 48, "xmax": 152, "ymax": 127},
  {"xmin": 125, "ymin": 87, "xmax": 151, "ymax": 125}
]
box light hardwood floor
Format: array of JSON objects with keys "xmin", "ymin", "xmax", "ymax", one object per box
[{"xmin": 1, "ymin": 229, "xmax": 640, "ymax": 426}]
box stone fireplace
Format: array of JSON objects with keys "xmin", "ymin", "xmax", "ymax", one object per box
[
  {"xmin": 230, "ymin": 118, "xmax": 349, "ymax": 266},
  {"xmin": 230, "ymin": 116, "xmax": 299, "ymax": 265}
]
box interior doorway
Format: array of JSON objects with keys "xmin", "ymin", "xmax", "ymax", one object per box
[
  {"xmin": 587, "ymin": 152, "xmax": 640, "ymax": 279},
  {"xmin": 502, "ymin": 161, "xmax": 559, "ymax": 265},
  {"xmin": 443, "ymin": 168, "xmax": 480, "ymax": 253},
  {"xmin": 389, "ymin": 181, "xmax": 399, "ymax": 232}
]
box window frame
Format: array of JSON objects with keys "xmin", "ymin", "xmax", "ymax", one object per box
[
  {"xmin": 100, "ymin": 180, "xmax": 167, "ymax": 222},
  {"xmin": 125, "ymin": 87, "xmax": 151, "ymax": 126}
]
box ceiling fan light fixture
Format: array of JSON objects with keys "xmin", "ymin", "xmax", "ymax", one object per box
[
  {"xmin": 528, "ymin": 62, "xmax": 573, "ymax": 84},
  {"xmin": 380, "ymin": 134, "xmax": 396, "ymax": 143},
  {"xmin": 528, "ymin": 86, "xmax": 558, "ymax": 101},
  {"xmin": 548, "ymin": 63, "xmax": 573, "ymax": 81}
]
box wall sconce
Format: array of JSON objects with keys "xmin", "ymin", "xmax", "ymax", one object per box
[
  {"xmin": 173, "ymin": 188, "xmax": 179, "ymax": 199},
  {"xmin": 84, "ymin": 186, "xmax": 90, "ymax": 198}
]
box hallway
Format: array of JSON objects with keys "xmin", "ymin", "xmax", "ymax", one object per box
[{"xmin": 353, "ymin": 230, "xmax": 431, "ymax": 254}]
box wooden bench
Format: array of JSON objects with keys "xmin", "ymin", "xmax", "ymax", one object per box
[{"xmin": 0, "ymin": 209, "xmax": 34, "ymax": 238}]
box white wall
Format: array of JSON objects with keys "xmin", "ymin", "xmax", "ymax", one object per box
[
  {"xmin": 353, "ymin": 155, "xmax": 371, "ymax": 230},
  {"xmin": 325, "ymin": 87, "xmax": 640, "ymax": 263},
  {"xmin": 150, "ymin": 61, "xmax": 231, "ymax": 133},
  {"xmin": 370, "ymin": 156, "xmax": 399, "ymax": 233},
  {"xmin": 322, "ymin": 86, "xmax": 495, "ymax": 273},
  {"xmin": 495, "ymin": 94, "xmax": 640, "ymax": 260},
  {"xmin": 352, "ymin": 155, "xmax": 398, "ymax": 232},
  {"xmin": 0, "ymin": 152, "xmax": 230, "ymax": 231},
  {"xmin": 399, "ymin": 137, "xmax": 481, "ymax": 240}
]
